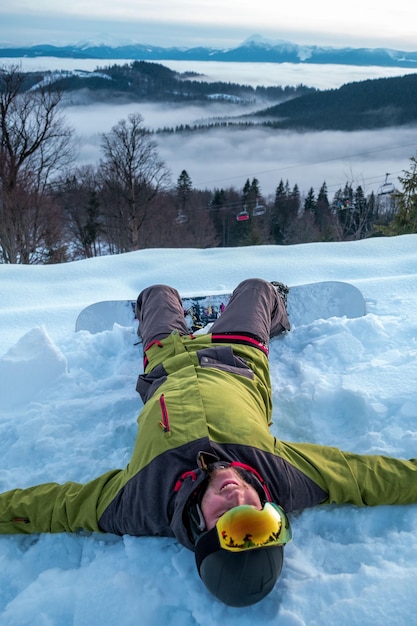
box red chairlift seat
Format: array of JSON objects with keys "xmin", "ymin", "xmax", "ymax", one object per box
[{"xmin": 236, "ymin": 210, "xmax": 250, "ymax": 222}]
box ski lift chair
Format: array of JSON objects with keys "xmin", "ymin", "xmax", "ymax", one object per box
[
  {"xmin": 174, "ymin": 213, "xmax": 188, "ymax": 225},
  {"xmin": 377, "ymin": 174, "xmax": 396, "ymax": 214},
  {"xmin": 378, "ymin": 173, "xmax": 396, "ymax": 196},
  {"xmin": 337, "ymin": 198, "xmax": 352, "ymax": 210},
  {"xmin": 253, "ymin": 202, "xmax": 266, "ymax": 217},
  {"xmin": 236, "ymin": 209, "xmax": 250, "ymax": 222}
]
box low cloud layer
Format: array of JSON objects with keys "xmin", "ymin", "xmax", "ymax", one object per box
[
  {"xmin": 57, "ymin": 60, "xmax": 417, "ymax": 200},
  {"xmin": 66, "ymin": 99, "xmax": 416, "ymax": 199}
]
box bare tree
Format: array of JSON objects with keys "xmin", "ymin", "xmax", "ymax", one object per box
[
  {"xmin": 171, "ymin": 189, "xmax": 219, "ymax": 248},
  {"xmin": 99, "ymin": 113, "xmax": 171, "ymax": 252},
  {"xmin": 0, "ymin": 64, "xmax": 75, "ymax": 263},
  {"xmin": 333, "ymin": 183, "xmax": 375, "ymax": 240}
]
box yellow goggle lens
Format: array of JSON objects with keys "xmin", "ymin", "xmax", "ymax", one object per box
[{"xmin": 216, "ymin": 502, "xmax": 292, "ymax": 552}]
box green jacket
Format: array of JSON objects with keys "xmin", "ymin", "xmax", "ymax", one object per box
[{"xmin": 1, "ymin": 331, "xmax": 417, "ymax": 550}]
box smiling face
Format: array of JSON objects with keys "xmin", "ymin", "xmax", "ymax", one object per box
[{"xmin": 200, "ymin": 467, "xmax": 262, "ymax": 530}]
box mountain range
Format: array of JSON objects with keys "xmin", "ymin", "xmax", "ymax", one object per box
[{"xmin": 1, "ymin": 34, "xmax": 417, "ymax": 68}]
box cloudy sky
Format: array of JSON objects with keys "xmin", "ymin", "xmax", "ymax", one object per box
[{"xmin": 1, "ymin": 0, "xmax": 417, "ymax": 51}]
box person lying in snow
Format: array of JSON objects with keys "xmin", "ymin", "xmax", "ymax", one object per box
[{"xmin": 1, "ymin": 278, "xmax": 417, "ymax": 607}]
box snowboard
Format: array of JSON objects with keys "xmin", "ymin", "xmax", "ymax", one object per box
[{"xmin": 75, "ymin": 281, "xmax": 366, "ymax": 334}]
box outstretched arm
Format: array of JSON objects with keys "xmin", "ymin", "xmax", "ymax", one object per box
[
  {"xmin": 0, "ymin": 470, "xmax": 120, "ymax": 534},
  {"xmin": 336, "ymin": 450, "xmax": 417, "ymax": 506},
  {"xmin": 276, "ymin": 440, "xmax": 417, "ymax": 507}
]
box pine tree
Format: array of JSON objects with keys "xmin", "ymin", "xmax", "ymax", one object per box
[
  {"xmin": 317, "ymin": 182, "xmax": 329, "ymax": 207},
  {"xmin": 303, "ymin": 187, "xmax": 316, "ymax": 213},
  {"xmin": 175, "ymin": 170, "xmax": 193, "ymax": 222},
  {"xmin": 176, "ymin": 170, "xmax": 193, "ymax": 198},
  {"xmin": 386, "ymin": 155, "xmax": 417, "ymax": 234},
  {"xmin": 315, "ymin": 181, "xmax": 337, "ymax": 240}
]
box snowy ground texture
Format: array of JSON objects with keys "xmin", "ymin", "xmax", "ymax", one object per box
[{"xmin": 1, "ymin": 234, "xmax": 417, "ymax": 626}]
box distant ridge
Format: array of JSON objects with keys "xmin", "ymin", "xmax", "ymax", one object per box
[{"xmin": 1, "ymin": 35, "xmax": 417, "ymax": 68}]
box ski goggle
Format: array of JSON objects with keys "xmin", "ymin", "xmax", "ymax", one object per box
[{"xmin": 215, "ymin": 502, "xmax": 292, "ymax": 552}]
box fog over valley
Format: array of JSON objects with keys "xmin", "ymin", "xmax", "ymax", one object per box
[
  {"xmin": 64, "ymin": 99, "xmax": 417, "ymax": 199},
  {"xmin": 6, "ymin": 57, "xmax": 417, "ymax": 198},
  {"xmin": 8, "ymin": 57, "xmax": 417, "ymax": 89}
]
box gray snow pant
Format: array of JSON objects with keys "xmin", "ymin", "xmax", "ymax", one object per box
[{"xmin": 135, "ymin": 278, "xmax": 290, "ymax": 351}]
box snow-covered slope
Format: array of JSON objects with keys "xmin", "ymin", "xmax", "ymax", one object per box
[{"xmin": 0, "ymin": 235, "xmax": 417, "ymax": 625}]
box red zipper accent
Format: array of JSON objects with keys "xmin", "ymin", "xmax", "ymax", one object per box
[
  {"xmin": 174, "ymin": 471, "xmax": 197, "ymax": 492},
  {"xmin": 211, "ymin": 333, "xmax": 268, "ymax": 355},
  {"xmin": 143, "ymin": 339, "xmax": 163, "ymax": 370},
  {"xmin": 144, "ymin": 339, "xmax": 163, "ymax": 351},
  {"xmin": 158, "ymin": 394, "xmax": 170, "ymax": 432}
]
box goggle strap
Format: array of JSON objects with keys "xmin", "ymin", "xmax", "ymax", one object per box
[{"xmin": 195, "ymin": 503, "xmax": 206, "ymax": 532}]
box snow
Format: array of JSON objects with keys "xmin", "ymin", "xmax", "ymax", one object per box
[
  {"xmin": 29, "ymin": 70, "xmax": 112, "ymax": 91},
  {"xmin": 1, "ymin": 234, "xmax": 417, "ymax": 625}
]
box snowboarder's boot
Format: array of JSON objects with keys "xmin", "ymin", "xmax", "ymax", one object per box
[{"xmin": 270, "ymin": 281, "xmax": 289, "ymax": 310}]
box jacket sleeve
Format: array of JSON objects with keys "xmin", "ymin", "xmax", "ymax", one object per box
[
  {"xmin": 336, "ymin": 450, "xmax": 417, "ymax": 506},
  {"xmin": 275, "ymin": 440, "xmax": 417, "ymax": 506},
  {"xmin": 0, "ymin": 470, "xmax": 121, "ymax": 534}
]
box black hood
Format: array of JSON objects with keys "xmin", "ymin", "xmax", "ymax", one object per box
[
  {"xmin": 170, "ymin": 464, "xmax": 208, "ymax": 550},
  {"xmin": 169, "ymin": 451, "xmax": 272, "ymax": 551}
]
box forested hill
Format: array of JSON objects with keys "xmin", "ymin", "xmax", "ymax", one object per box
[
  {"xmin": 21, "ymin": 61, "xmax": 314, "ymax": 103},
  {"xmin": 255, "ymin": 73, "xmax": 417, "ymax": 130},
  {"xmin": 4, "ymin": 60, "xmax": 417, "ymax": 131}
]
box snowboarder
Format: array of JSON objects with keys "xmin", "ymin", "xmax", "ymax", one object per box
[{"xmin": 1, "ymin": 278, "xmax": 417, "ymax": 607}]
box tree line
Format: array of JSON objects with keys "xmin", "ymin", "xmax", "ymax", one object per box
[{"xmin": 1, "ymin": 64, "xmax": 416, "ymax": 264}]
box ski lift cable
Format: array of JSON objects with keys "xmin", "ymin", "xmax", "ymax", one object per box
[
  {"xmin": 194, "ymin": 140, "xmax": 417, "ymax": 191},
  {"xmin": 201, "ymin": 166, "xmax": 404, "ymax": 200},
  {"xmin": 208, "ymin": 198, "xmax": 269, "ymax": 215},
  {"xmin": 203, "ymin": 168, "xmax": 404, "ymax": 213},
  {"xmin": 325, "ymin": 170, "xmax": 402, "ymax": 194}
]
